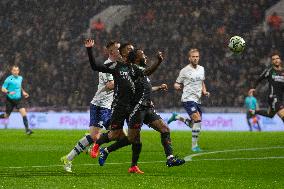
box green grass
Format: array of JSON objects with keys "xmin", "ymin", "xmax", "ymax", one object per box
[{"xmin": 0, "ymin": 130, "xmax": 284, "ymax": 189}]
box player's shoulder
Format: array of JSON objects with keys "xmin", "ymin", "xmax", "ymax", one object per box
[
  {"xmin": 197, "ymin": 65, "xmax": 204, "ymax": 70},
  {"xmin": 180, "ymin": 65, "xmax": 191, "ymax": 72}
]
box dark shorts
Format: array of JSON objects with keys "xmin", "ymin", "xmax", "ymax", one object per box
[
  {"xmin": 109, "ymin": 105, "xmax": 131, "ymax": 130},
  {"xmin": 5, "ymin": 97, "xmax": 24, "ymax": 115},
  {"xmin": 128, "ymin": 105, "xmax": 161, "ymax": 129},
  {"xmin": 89, "ymin": 104, "xmax": 112, "ymax": 130},
  {"xmin": 182, "ymin": 101, "xmax": 202, "ymax": 117},
  {"xmin": 268, "ymin": 96, "xmax": 284, "ymax": 113}
]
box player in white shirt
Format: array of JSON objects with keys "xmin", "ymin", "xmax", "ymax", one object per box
[
  {"xmin": 61, "ymin": 41, "xmax": 121, "ymax": 172},
  {"xmin": 168, "ymin": 48, "xmax": 210, "ymax": 152}
]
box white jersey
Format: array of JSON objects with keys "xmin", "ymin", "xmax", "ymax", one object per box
[
  {"xmin": 176, "ymin": 64, "xmax": 205, "ymax": 104},
  {"xmin": 91, "ymin": 58, "xmax": 114, "ymax": 109}
]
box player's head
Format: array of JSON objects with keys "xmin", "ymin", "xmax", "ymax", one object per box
[
  {"xmin": 134, "ymin": 49, "xmax": 147, "ymax": 67},
  {"xmin": 188, "ymin": 48, "xmax": 200, "ymax": 67},
  {"xmin": 119, "ymin": 43, "xmax": 134, "ymax": 62},
  {"xmin": 106, "ymin": 41, "xmax": 121, "ymax": 61},
  {"xmin": 270, "ymin": 52, "xmax": 282, "ymax": 68},
  {"xmin": 11, "ymin": 65, "xmax": 20, "ymax": 76}
]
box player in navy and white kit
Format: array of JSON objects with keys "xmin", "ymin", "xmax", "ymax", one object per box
[
  {"xmin": 61, "ymin": 41, "xmax": 120, "ymax": 173},
  {"xmin": 168, "ymin": 48, "xmax": 210, "ymax": 152}
]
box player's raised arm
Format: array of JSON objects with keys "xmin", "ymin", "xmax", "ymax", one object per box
[
  {"xmin": 249, "ymin": 67, "xmax": 271, "ymax": 92},
  {"xmin": 143, "ymin": 51, "xmax": 164, "ymax": 76},
  {"xmin": 85, "ymin": 39, "xmax": 115, "ymax": 74}
]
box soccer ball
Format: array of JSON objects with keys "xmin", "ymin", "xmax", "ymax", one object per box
[{"xmin": 228, "ymin": 36, "xmax": 245, "ymax": 54}]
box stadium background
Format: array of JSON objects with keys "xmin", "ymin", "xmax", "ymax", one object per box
[{"xmin": 0, "ymin": 0, "xmax": 283, "ymax": 129}]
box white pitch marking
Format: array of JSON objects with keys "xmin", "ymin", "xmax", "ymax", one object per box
[
  {"xmin": 1, "ymin": 161, "xmax": 165, "ymax": 169},
  {"xmin": 1, "ymin": 146, "xmax": 284, "ymax": 169},
  {"xmin": 194, "ymin": 156, "xmax": 284, "ymax": 161},
  {"xmin": 184, "ymin": 146, "xmax": 284, "ymax": 161}
]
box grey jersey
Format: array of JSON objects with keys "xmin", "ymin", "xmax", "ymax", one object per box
[
  {"xmin": 91, "ymin": 58, "xmax": 114, "ymax": 109},
  {"xmin": 176, "ymin": 64, "xmax": 205, "ymax": 104}
]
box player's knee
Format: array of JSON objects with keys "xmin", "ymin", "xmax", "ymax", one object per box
[
  {"xmin": 127, "ymin": 133, "xmax": 140, "ymax": 144},
  {"xmin": 191, "ymin": 113, "xmax": 201, "ymax": 122},
  {"xmin": 108, "ymin": 130, "xmax": 122, "ymax": 140},
  {"xmin": 160, "ymin": 124, "xmax": 170, "ymax": 133}
]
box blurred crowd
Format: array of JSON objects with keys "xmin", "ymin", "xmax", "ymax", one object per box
[{"xmin": 0, "ymin": 0, "xmax": 283, "ymax": 111}]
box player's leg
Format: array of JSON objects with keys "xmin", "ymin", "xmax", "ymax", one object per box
[
  {"xmin": 183, "ymin": 101, "xmax": 202, "ymax": 152},
  {"xmin": 148, "ymin": 118, "xmax": 185, "ymax": 167},
  {"xmin": 18, "ymin": 105, "xmax": 33, "ymax": 135},
  {"xmin": 255, "ymin": 109, "xmax": 275, "ymax": 118},
  {"xmin": 127, "ymin": 127, "xmax": 144, "ymax": 174},
  {"xmin": 246, "ymin": 112, "xmax": 253, "ymax": 131},
  {"xmin": 98, "ymin": 108, "xmax": 128, "ymax": 166},
  {"xmin": 61, "ymin": 105, "xmax": 100, "ymax": 172},
  {"xmin": 89, "ymin": 106, "xmax": 112, "ymax": 158},
  {"xmin": 0, "ymin": 98, "xmax": 14, "ymax": 119},
  {"xmin": 256, "ymin": 98, "xmax": 277, "ymax": 118},
  {"xmin": 168, "ymin": 112, "xmax": 193, "ymax": 128},
  {"xmin": 276, "ymin": 107, "xmax": 284, "ymax": 123}
]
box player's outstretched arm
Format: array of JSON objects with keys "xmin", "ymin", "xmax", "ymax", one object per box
[
  {"xmin": 143, "ymin": 51, "xmax": 163, "ymax": 76},
  {"xmin": 251, "ymin": 67, "xmax": 271, "ymax": 89},
  {"xmin": 85, "ymin": 39, "xmax": 114, "ymax": 74},
  {"xmin": 152, "ymin": 84, "xmax": 168, "ymax": 92}
]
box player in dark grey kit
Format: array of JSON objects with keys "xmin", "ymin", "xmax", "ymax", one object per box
[
  {"xmin": 98, "ymin": 49, "xmax": 185, "ymax": 167},
  {"xmin": 86, "ymin": 39, "xmax": 162, "ymax": 174},
  {"xmin": 249, "ymin": 52, "xmax": 284, "ymax": 123}
]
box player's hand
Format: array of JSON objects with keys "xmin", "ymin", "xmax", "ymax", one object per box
[
  {"xmin": 248, "ymin": 88, "xmax": 255, "ymax": 95},
  {"xmin": 159, "ymin": 84, "xmax": 168, "ymax": 91},
  {"xmin": 84, "ymin": 39, "xmax": 95, "ymax": 48},
  {"xmin": 174, "ymin": 83, "xmax": 182, "ymax": 90},
  {"xmin": 157, "ymin": 51, "xmax": 164, "ymax": 63},
  {"xmin": 203, "ymin": 91, "xmax": 210, "ymax": 97},
  {"xmin": 23, "ymin": 92, "xmax": 29, "ymax": 98}
]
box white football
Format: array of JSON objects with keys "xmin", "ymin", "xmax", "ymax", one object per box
[{"xmin": 228, "ymin": 36, "xmax": 245, "ymax": 54}]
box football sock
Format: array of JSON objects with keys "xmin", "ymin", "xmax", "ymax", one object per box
[
  {"xmin": 131, "ymin": 143, "xmax": 142, "ymax": 167},
  {"xmin": 23, "ymin": 116, "xmax": 29, "ymax": 131},
  {"xmin": 96, "ymin": 132, "xmax": 110, "ymax": 146},
  {"xmin": 192, "ymin": 121, "xmax": 201, "ymax": 148},
  {"xmin": 106, "ymin": 136, "xmax": 130, "ymax": 153},
  {"xmin": 67, "ymin": 134, "xmax": 93, "ymax": 161},
  {"xmin": 161, "ymin": 132, "xmax": 173, "ymax": 157}
]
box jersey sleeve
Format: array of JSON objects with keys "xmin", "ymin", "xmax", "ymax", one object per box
[
  {"xmin": 176, "ymin": 69, "xmax": 185, "ymax": 84},
  {"xmin": 2, "ymin": 77, "xmax": 10, "ymax": 90},
  {"xmin": 87, "ymin": 47, "xmax": 116, "ymax": 74},
  {"xmin": 252, "ymin": 67, "xmax": 271, "ymax": 88},
  {"xmin": 105, "ymin": 73, "xmax": 114, "ymax": 82},
  {"xmin": 133, "ymin": 64, "xmax": 145, "ymax": 79}
]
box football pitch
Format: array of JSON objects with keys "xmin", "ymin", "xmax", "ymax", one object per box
[{"xmin": 0, "ymin": 130, "xmax": 283, "ymax": 189}]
